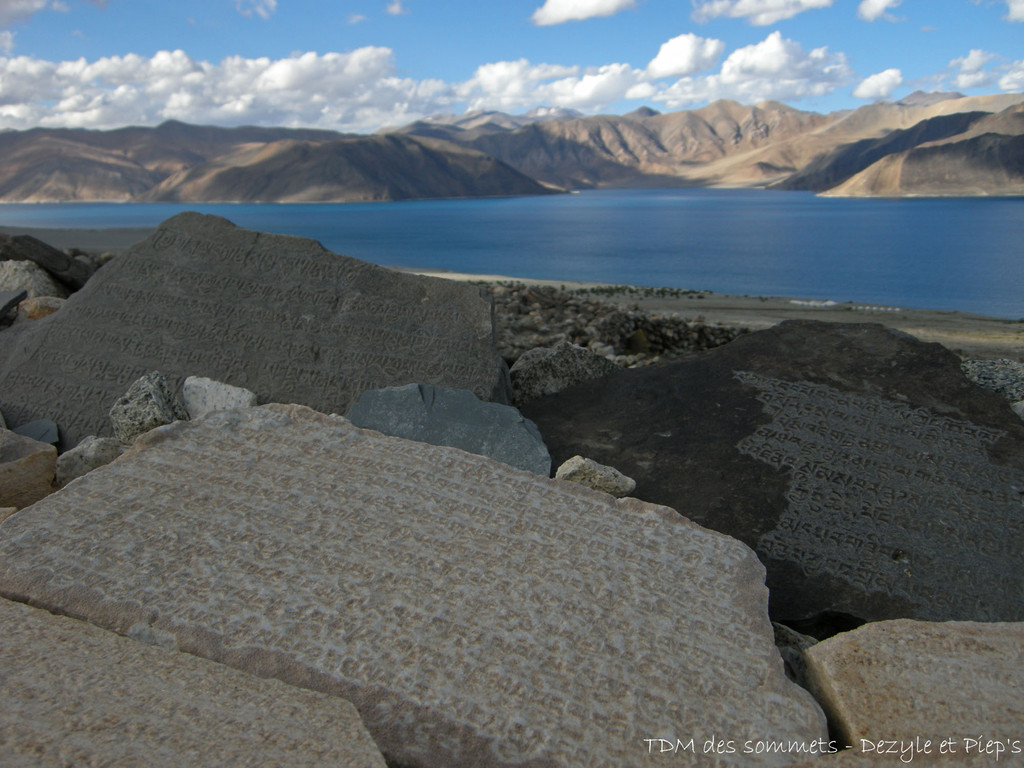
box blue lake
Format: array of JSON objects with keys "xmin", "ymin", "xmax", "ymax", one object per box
[{"xmin": 1, "ymin": 188, "xmax": 1021, "ymax": 319}]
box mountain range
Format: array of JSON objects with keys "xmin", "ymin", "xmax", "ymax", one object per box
[{"xmin": 1, "ymin": 91, "xmax": 1022, "ymax": 202}]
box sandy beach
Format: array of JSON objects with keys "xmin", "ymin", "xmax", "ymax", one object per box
[{"xmin": 4, "ymin": 224, "xmax": 1021, "ymax": 363}]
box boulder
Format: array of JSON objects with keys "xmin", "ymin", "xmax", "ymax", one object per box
[
  {"xmin": 0, "ymin": 232, "xmax": 94, "ymax": 290},
  {"xmin": 521, "ymin": 320, "xmax": 1024, "ymax": 626},
  {"xmin": 55, "ymin": 435, "xmax": 126, "ymax": 488},
  {"xmin": 509, "ymin": 341, "xmax": 619, "ymax": 405},
  {"xmin": 0, "ymin": 404, "xmax": 828, "ymax": 768},
  {"xmin": 804, "ymin": 619, "xmax": 1024, "ymax": 765},
  {"xmin": 11, "ymin": 418, "xmax": 59, "ymax": 445},
  {"xmin": 14, "ymin": 295, "xmax": 64, "ymax": 322},
  {"xmin": 182, "ymin": 375, "xmax": 258, "ymax": 420},
  {"xmin": 0, "ymin": 213, "xmax": 508, "ymax": 448},
  {"xmin": 347, "ymin": 383, "xmax": 550, "ymax": 475},
  {"xmin": 0, "ymin": 430, "xmax": 55, "ymax": 509},
  {"xmin": 1, "ymin": 598, "xmax": 387, "ymax": 767},
  {"xmin": 0, "ymin": 260, "xmax": 69, "ymax": 299},
  {"xmin": 0, "ymin": 508, "xmax": 16, "ymax": 524},
  {"xmin": 554, "ymin": 455, "xmax": 636, "ymax": 497},
  {"xmin": 108, "ymin": 371, "xmax": 188, "ymax": 444}
]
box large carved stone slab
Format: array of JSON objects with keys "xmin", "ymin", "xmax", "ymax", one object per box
[
  {"xmin": 0, "ymin": 404, "xmax": 826, "ymax": 768},
  {"xmin": 800, "ymin": 620, "xmax": 1024, "ymax": 766},
  {"xmin": 0, "ymin": 597, "xmax": 387, "ymax": 767},
  {"xmin": 520, "ymin": 321, "xmax": 1024, "ymax": 625},
  {"xmin": 0, "ymin": 213, "xmax": 507, "ymax": 447}
]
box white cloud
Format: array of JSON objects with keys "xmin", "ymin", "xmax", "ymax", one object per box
[
  {"xmin": 856, "ymin": 0, "xmax": 901, "ymax": 22},
  {"xmin": 531, "ymin": 0, "xmax": 636, "ymax": 26},
  {"xmin": 234, "ymin": 0, "xmax": 276, "ymax": 19},
  {"xmin": 653, "ymin": 31, "xmax": 852, "ymax": 108},
  {"xmin": 386, "ymin": 1, "xmax": 408, "ymax": 15},
  {"xmin": 348, "ymin": 13, "xmax": 367, "ymax": 24},
  {"xmin": 0, "ymin": 31, "xmax": 858, "ymax": 133},
  {"xmin": 950, "ymin": 49, "xmax": 997, "ymax": 90},
  {"xmin": 691, "ymin": 0, "xmax": 832, "ymax": 26},
  {"xmin": 852, "ymin": 68, "xmax": 902, "ymax": 99},
  {"xmin": 1007, "ymin": 0, "xmax": 1024, "ymax": 21},
  {"xmin": 999, "ymin": 60, "xmax": 1024, "ymax": 89},
  {"xmin": 0, "ymin": 47, "xmax": 455, "ymax": 132},
  {"xmin": 0, "ymin": 29, "xmax": 13, "ymax": 53},
  {"xmin": 647, "ymin": 33, "xmax": 725, "ymax": 79}
]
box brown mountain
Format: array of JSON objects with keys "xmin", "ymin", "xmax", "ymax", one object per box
[
  {"xmin": 779, "ymin": 102, "xmax": 1024, "ymax": 197},
  {"xmin": 143, "ymin": 134, "xmax": 554, "ymax": 202},
  {"xmin": 0, "ymin": 121, "xmax": 552, "ymax": 202},
  {"xmin": 393, "ymin": 93, "xmax": 1024, "ymax": 194}
]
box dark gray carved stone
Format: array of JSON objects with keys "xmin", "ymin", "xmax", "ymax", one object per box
[
  {"xmin": 0, "ymin": 404, "xmax": 827, "ymax": 768},
  {"xmin": 346, "ymin": 383, "xmax": 550, "ymax": 475},
  {"xmin": 0, "ymin": 232, "xmax": 94, "ymax": 290},
  {"xmin": 0, "ymin": 213, "xmax": 508, "ymax": 448},
  {"xmin": 521, "ymin": 320, "xmax": 1024, "ymax": 625},
  {"xmin": 1, "ymin": 598, "xmax": 388, "ymax": 767}
]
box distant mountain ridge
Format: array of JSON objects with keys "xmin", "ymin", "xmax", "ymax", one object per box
[
  {"xmin": 0, "ymin": 121, "xmax": 553, "ymax": 203},
  {"xmin": 1, "ymin": 91, "xmax": 1023, "ymax": 202}
]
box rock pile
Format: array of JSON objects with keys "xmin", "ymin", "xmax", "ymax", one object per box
[
  {"xmin": 491, "ymin": 283, "xmax": 746, "ymax": 366},
  {"xmin": 1, "ymin": 218, "xmax": 1022, "ymax": 767}
]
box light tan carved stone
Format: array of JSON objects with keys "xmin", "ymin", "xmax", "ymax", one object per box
[
  {"xmin": 0, "ymin": 597, "xmax": 387, "ymax": 767},
  {"xmin": 0, "ymin": 429, "xmax": 55, "ymax": 509},
  {"xmin": 0, "ymin": 404, "xmax": 826, "ymax": 768},
  {"xmin": 801, "ymin": 619, "xmax": 1024, "ymax": 766}
]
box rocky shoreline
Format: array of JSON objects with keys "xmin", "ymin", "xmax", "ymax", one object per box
[{"xmin": 2, "ymin": 216, "xmax": 1024, "ymax": 767}]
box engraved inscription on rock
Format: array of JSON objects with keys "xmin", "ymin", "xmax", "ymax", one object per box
[
  {"xmin": 0, "ymin": 404, "xmax": 827, "ymax": 768},
  {"xmin": 735, "ymin": 371, "xmax": 1024, "ymax": 622},
  {"xmin": 0, "ymin": 213, "xmax": 507, "ymax": 447},
  {"xmin": 520, "ymin": 321, "xmax": 1024, "ymax": 625},
  {"xmin": 1, "ymin": 598, "xmax": 388, "ymax": 767}
]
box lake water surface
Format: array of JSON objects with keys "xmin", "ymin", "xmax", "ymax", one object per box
[{"xmin": 1, "ymin": 189, "xmax": 1021, "ymax": 319}]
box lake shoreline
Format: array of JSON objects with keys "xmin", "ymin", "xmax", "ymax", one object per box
[{"xmin": 4, "ymin": 224, "xmax": 1022, "ymax": 363}]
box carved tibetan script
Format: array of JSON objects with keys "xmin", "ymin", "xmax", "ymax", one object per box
[
  {"xmin": 0, "ymin": 213, "xmax": 507, "ymax": 447},
  {"xmin": 735, "ymin": 371, "xmax": 1024, "ymax": 621}
]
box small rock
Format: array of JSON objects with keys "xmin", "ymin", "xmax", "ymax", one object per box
[
  {"xmin": 347, "ymin": 383, "xmax": 551, "ymax": 476},
  {"xmin": 15, "ymin": 296, "xmax": 65, "ymax": 323},
  {"xmin": 0, "ymin": 429, "xmax": 56, "ymax": 509},
  {"xmin": 0, "ymin": 260, "xmax": 69, "ymax": 300},
  {"xmin": 1013, "ymin": 401, "xmax": 1024, "ymax": 420},
  {"xmin": 55, "ymin": 436, "xmax": 126, "ymax": 488},
  {"xmin": 555, "ymin": 455, "xmax": 636, "ymax": 497},
  {"xmin": 12, "ymin": 419, "xmax": 59, "ymax": 446},
  {"xmin": 510, "ymin": 341, "xmax": 619, "ymax": 406},
  {"xmin": 109, "ymin": 372, "xmax": 188, "ymax": 445},
  {"xmin": 1, "ymin": 289, "xmax": 27, "ymax": 320},
  {"xmin": 182, "ymin": 376, "xmax": 258, "ymax": 420}
]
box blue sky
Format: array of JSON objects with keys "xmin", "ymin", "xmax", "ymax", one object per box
[{"xmin": 0, "ymin": 0, "xmax": 1021, "ymax": 132}]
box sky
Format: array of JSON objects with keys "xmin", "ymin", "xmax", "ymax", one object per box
[{"xmin": 0, "ymin": 0, "xmax": 1021, "ymax": 133}]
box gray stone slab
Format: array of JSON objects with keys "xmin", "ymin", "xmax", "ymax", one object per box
[
  {"xmin": 0, "ymin": 404, "xmax": 827, "ymax": 768},
  {"xmin": 521, "ymin": 321, "xmax": 1024, "ymax": 626},
  {"xmin": 0, "ymin": 212, "xmax": 507, "ymax": 448},
  {"xmin": 804, "ymin": 620, "xmax": 1024, "ymax": 766},
  {"xmin": 0, "ymin": 232, "xmax": 94, "ymax": 290},
  {"xmin": 0, "ymin": 597, "xmax": 387, "ymax": 767},
  {"xmin": 0, "ymin": 288, "xmax": 26, "ymax": 316},
  {"xmin": 346, "ymin": 382, "xmax": 550, "ymax": 475}
]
